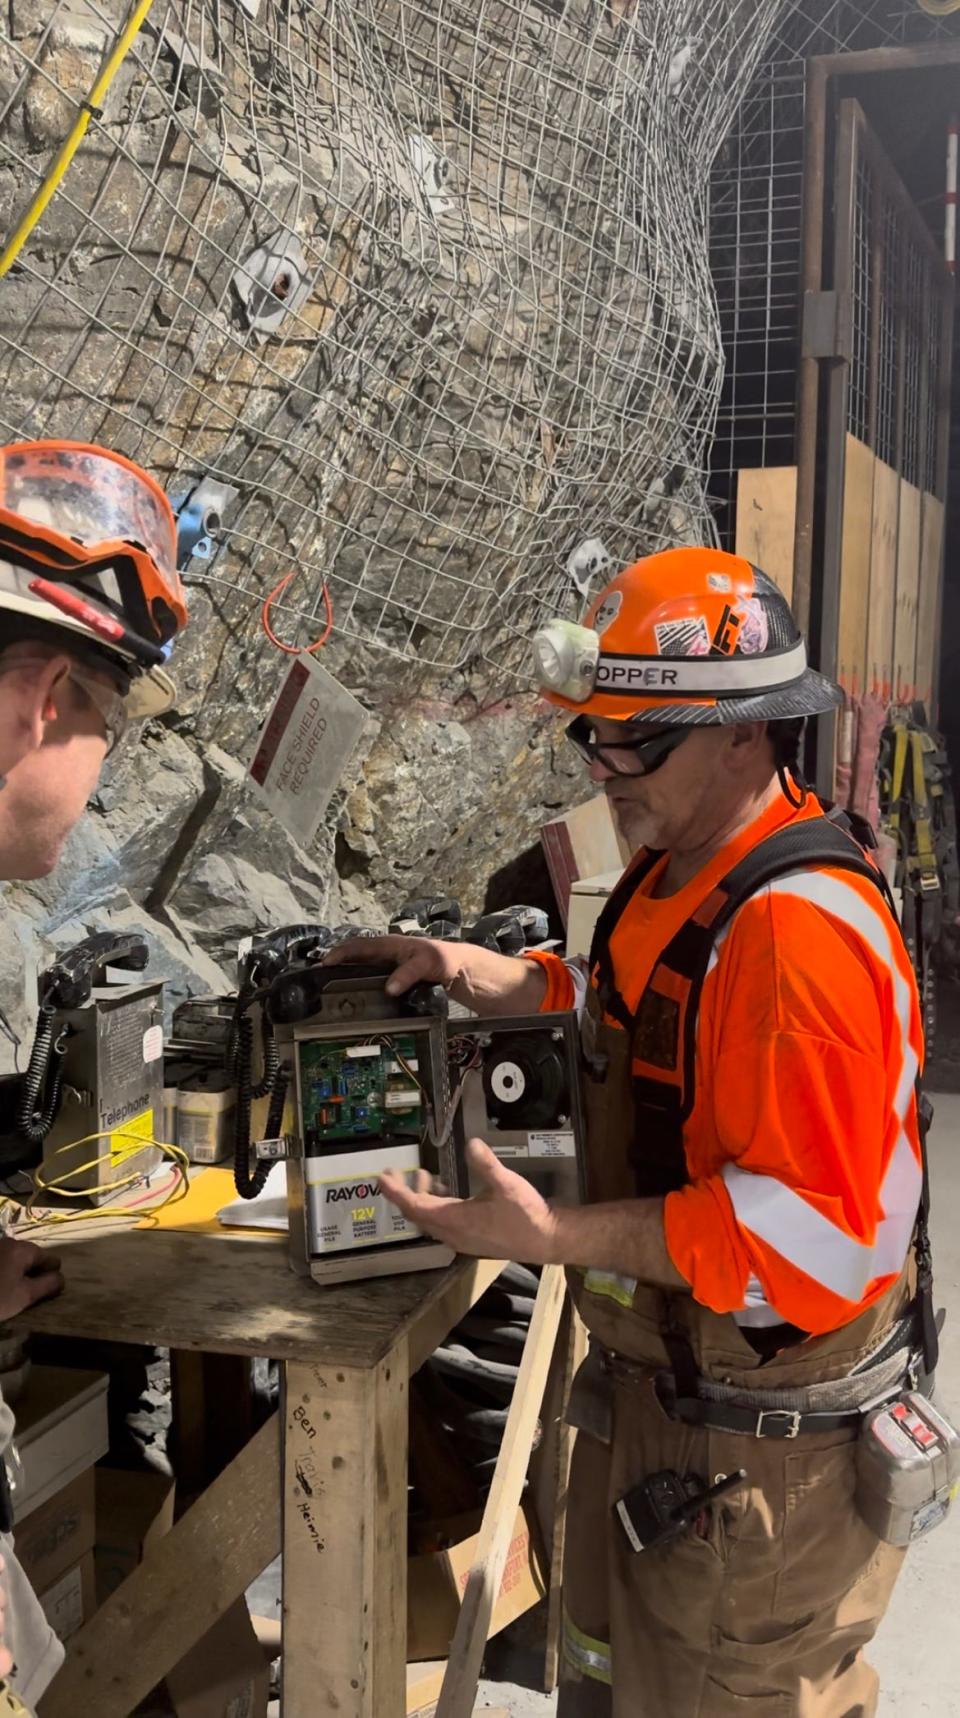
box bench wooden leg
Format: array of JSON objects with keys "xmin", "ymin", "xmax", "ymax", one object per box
[{"xmin": 281, "ymin": 1345, "xmax": 409, "ymax": 1718}]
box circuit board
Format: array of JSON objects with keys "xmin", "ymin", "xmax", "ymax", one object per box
[{"xmin": 298, "ymin": 1035, "xmax": 423, "ymax": 1144}]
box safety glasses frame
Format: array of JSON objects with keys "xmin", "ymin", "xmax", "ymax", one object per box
[{"xmin": 565, "ymin": 715, "xmax": 689, "ymax": 778}]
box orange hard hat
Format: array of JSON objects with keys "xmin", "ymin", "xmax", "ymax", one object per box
[
  {"xmin": 0, "ymin": 441, "xmax": 189, "ymax": 717},
  {"xmin": 534, "ymin": 546, "xmax": 841, "ymax": 726}
]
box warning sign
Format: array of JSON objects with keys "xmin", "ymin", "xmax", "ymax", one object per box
[
  {"xmin": 110, "ymin": 1108, "xmax": 155, "ymax": 1165},
  {"xmin": 248, "ymin": 653, "xmax": 366, "ymax": 849}
]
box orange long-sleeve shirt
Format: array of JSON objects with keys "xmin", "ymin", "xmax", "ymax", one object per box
[{"xmin": 534, "ymin": 794, "xmax": 924, "ymax": 1336}]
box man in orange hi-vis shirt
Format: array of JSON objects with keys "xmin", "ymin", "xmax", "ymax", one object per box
[{"xmin": 332, "ymin": 548, "xmax": 936, "ymax": 1717}]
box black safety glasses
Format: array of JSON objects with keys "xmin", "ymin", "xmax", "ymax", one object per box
[{"xmin": 565, "ymin": 715, "xmax": 689, "ymax": 778}]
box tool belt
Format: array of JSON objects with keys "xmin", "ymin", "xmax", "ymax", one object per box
[{"xmin": 598, "ymin": 1314, "xmax": 918, "ymax": 1441}]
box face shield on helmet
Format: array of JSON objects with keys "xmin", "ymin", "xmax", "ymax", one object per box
[
  {"xmin": 533, "ymin": 547, "xmax": 842, "ymax": 729},
  {"xmin": 0, "ymin": 442, "xmax": 189, "ymax": 718}
]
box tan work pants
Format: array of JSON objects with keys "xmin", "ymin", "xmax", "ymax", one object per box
[{"xmin": 559, "ymin": 1370, "xmax": 905, "ymax": 1718}]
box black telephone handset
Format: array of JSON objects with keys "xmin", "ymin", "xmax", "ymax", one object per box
[
  {"xmin": 239, "ymin": 924, "xmax": 336, "ymax": 994},
  {"xmin": 40, "ymin": 931, "xmax": 149, "ymax": 1010},
  {"xmin": 266, "ymin": 961, "xmax": 449, "ymax": 1026}
]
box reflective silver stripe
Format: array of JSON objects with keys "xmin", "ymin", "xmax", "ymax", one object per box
[
  {"xmin": 565, "ymin": 959, "xmax": 589, "ymax": 1017},
  {"xmin": 562, "ymin": 1611, "xmax": 612, "ymax": 1686},
  {"xmin": 734, "ymin": 1275, "xmax": 785, "ymax": 1327},
  {"xmin": 583, "ymin": 1269, "xmax": 637, "ymax": 1308},
  {"xmin": 596, "ymin": 638, "xmax": 806, "ymax": 696},
  {"xmin": 722, "ymin": 871, "xmax": 920, "ymax": 1302}
]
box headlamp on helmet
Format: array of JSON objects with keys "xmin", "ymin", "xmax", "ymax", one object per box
[{"xmin": 532, "ymin": 620, "xmax": 599, "ymax": 704}]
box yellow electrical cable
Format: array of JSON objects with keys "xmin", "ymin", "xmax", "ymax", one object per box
[
  {"xmin": 6, "ymin": 1129, "xmax": 190, "ymax": 1230},
  {"xmin": 0, "ymin": 0, "xmax": 157, "ymax": 279}
]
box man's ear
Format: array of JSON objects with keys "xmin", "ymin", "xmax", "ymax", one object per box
[
  {"xmin": 728, "ymin": 721, "xmax": 769, "ymax": 758},
  {"xmin": 12, "ymin": 655, "xmax": 72, "ymax": 749}
]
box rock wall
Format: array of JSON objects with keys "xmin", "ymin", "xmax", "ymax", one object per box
[{"xmin": 0, "ymin": 0, "xmax": 785, "ymax": 1069}]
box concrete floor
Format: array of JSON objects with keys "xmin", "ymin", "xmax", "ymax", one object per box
[{"xmin": 478, "ymin": 1092, "xmax": 960, "ymax": 1717}]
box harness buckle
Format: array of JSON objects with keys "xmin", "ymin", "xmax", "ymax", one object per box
[{"xmin": 755, "ymin": 1408, "xmax": 801, "ymax": 1439}]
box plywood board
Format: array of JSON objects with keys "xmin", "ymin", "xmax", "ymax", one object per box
[
  {"xmin": 866, "ymin": 456, "xmax": 899, "ymax": 701},
  {"xmin": 735, "ymin": 466, "xmax": 797, "ymax": 604},
  {"xmin": 916, "ymin": 492, "xmax": 945, "ymax": 715},
  {"xmin": 837, "ymin": 434, "xmax": 875, "ymax": 695},
  {"xmin": 895, "ymin": 480, "xmax": 923, "ymax": 703}
]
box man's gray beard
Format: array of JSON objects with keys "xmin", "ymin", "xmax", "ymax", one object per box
[{"xmin": 611, "ymin": 799, "xmax": 665, "ymax": 855}]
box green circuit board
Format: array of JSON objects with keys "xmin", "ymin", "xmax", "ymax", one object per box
[{"xmin": 298, "ymin": 1035, "xmax": 423, "ymax": 1143}]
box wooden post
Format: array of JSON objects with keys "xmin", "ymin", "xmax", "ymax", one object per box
[
  {"xmin": 529, "ymin": 1297, "xmax": 587, "ymax": 1693},
  {"xmin": 282, "ymin": 1349, "xmax": 409, "ymax": 1718},
  {"xmin": 435, "ymin": 1267, "xmax": 566, "ymax": 1718}
]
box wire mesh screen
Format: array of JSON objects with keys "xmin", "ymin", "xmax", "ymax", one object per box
[{"xmin": 0, "ymin": 0, "xmax": 782, "ymax": 683}]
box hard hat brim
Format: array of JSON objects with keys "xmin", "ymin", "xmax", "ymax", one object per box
[
  {"xmin": 545, "ymin": 665, "xmax": 843, "ymax": 725},
  {"xmin": 0, "ymin": 583, "xmax": 177, "ymax": 716}
]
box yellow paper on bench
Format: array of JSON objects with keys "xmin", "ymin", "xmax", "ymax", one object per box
[{"xmin": 138, "ymin": 1167, "xmax": 279, "ymax": 1239}]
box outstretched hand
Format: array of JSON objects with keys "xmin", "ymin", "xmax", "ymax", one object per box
[
  {"xmin": 380, "ymin": 1137, "xmax": 560, "ymax": 1265},
  {"xmin": 0, "ymin": 1236, "xmax": 63, "ymax": 1323}
]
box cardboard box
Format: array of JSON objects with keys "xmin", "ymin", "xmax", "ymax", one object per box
[
  {"xmin": 13, "ymin": 1367, "xmax": 109, "ymax": 1520},
  {"xmin": 566, "ymin": 868, "xmax": 623, "ymax": 959},
  {"xmin": 40, "ymin": 1549, "xmax": 96, "ymax": 1641},
  {"xmin": 165, "ymin": 1599, "xmax": 269, "ymax": 1718},
  {"xmin": 94, "ymin": 1466, "xmax": 175, "ymax": 1604},
  {"xmin": 14, "ymin": 1468, "xmax": 96, "ymax": 1597},
  {"xmin": 541, "ymin": 796, "xmax": 630, "ymax": 928},
  {"xmin": 407, "ymin": 1503, "xmax": 545, "ymax": 1662}
]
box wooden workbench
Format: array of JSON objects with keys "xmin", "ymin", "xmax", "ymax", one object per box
[{"xmin": 17, "ymin": 1225, "xmax": 565, "ymax": 1718}]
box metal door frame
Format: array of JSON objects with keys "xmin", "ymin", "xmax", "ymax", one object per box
[{"xmin": 794, "ymin": 48, "xmax": 958, "ymax": 792}]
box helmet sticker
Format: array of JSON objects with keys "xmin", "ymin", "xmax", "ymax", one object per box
[
  {"xmin": 593, "ymin": 589, "xmax": 623, "ymax": 634},
  {"xmin": 735, "ymin": 596, "xmax": 769, "ymax": 655},
  {"xmin": 712, "ymin": 597, "xmax": 769, "ymax": 657},
  {"xmin": 707, "ymin": 571, "xmax": 732, "ymax": 592},
  {"xmin": 712, "ymin": 602, "xmax": 742, "ymax": 655},
  {"xmin": 654, "ymin": 615, "xmax": 710, "ymax": 656}
]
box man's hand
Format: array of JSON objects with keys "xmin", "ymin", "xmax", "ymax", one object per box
[
  {"xmin": 0, "ymin": 1237, "xmax": 62, "ymax": 1322},
  {"xmin": 325, "ymin": 935, "xmax": 548, "ymax": 1017},
  {"xmin": 325, "ymin": 934, "xmax": 462, "ymax": 997},
  {"xmin": 382, "ymin": 1143, "xmax": 688, "ymax": 1290},
  {"xmin": 381, "ymin": 1137, "xmax": 560, "ymax": 1264}
]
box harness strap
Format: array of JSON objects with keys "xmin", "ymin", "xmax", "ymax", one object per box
[{"xmin": 589, "ymin": 846, "xmax": 662, "ymax": 1031}]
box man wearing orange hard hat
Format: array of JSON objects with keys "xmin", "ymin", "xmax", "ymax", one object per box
[
  {"xmin": 0, "ymin": 441, "xmax": 188, "ymax": 1705},
  {"xmin": 335, "ymin": 547, "xmax": 933, "ymax": 1716}
]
